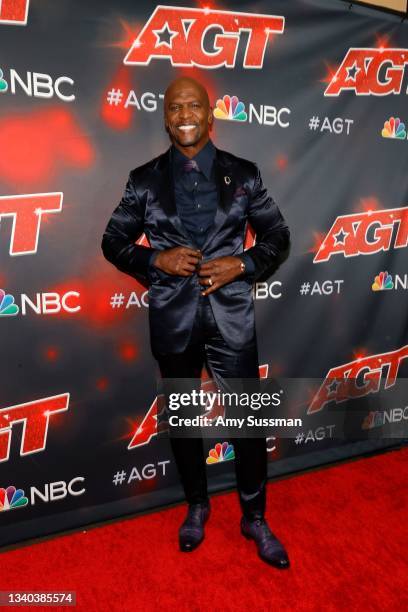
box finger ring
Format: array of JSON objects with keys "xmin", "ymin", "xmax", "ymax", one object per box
[{"xmin": 208, "ymin": 278, "xmax": 213, "ymax": 286}]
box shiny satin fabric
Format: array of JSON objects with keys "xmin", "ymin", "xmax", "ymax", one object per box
[
  {"xmin": 156, "ymin": 294, "xmax": 267, "ymax": 517},
  {"xmin": 102, "ymin": 146, "xmax": 290, "ymax": 354}
]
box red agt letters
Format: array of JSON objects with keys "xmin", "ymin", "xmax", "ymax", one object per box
[{"xmin": 124, "ymin": 5, "xmax": 285, "ymax": 69}]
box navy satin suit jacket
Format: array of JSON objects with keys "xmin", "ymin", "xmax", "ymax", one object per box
[{"xmin": 101, "ymin": 146, "xmax": 290, "ymax": 355}]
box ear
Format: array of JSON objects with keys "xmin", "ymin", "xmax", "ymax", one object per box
[{"xmin": 208, "ymin": 107, "xmax": 214, "ymax": 126}]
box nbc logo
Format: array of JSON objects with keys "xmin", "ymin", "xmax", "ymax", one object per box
[
  {"xmin": 214, "ymin": 95, "xmax": 247, "ymax": 121},
  {"xmin": 362, "ymin": 407, "xmax": 408, "ymax": 430},
  {"xmin": 381, "ymin": 117, "xmax": 407, "ymax": 140},
  {"xmin": 213, "ymin": 94, "xmax": 290, "ymax": 128},
  {"xmin": 0, "ymin": 486, "xmax": 28, "ymax": 512},
  {"xmin": 206, "ymin": 441, "xmax": 235, "ymax": 464},
  {"xmin": 0, "ymin": 288, "xmax": 19, "ymax": 316},
  {"xmin": 372, "ymin": 271, "xmax": 394, "ymax": 292}
]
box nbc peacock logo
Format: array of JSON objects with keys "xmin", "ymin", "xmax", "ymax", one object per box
[
  {"xmin": 0, "ymin": 486, "xmax": 29, "ymax": 512},
  {"xmin": 381, "ymin": 117, "xmax": 407, "ymax": 140},
  {"xmin": 372, "ymin": 271, "xmax": 394, "ymax": 292},
  {"xmin": 0, "ymin": 288, "xmax": 19, "ymax": 316},
  {"xmin": 214, "ymin": 95, "xmax": 247, "ymax": 122},
  {"xmin": 206, "ymin": 441, "xmax": 235, "ymax": 464}
]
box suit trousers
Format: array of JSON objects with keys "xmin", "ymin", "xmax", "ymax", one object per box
[{"xmin": 155, "ymin": 293, "xmax": 268, "ymax": 519}]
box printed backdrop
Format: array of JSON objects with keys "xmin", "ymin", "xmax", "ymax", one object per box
[{"xmin": 0, "ymin": 0, "xmax": 407, "ymax": 547}]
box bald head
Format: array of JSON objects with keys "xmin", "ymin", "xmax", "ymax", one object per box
[
  {"xmin": 164, "ymin": 77, "xmax": 213, "ymax": 158},
  {"xmin": 164, "ymin": 77, "xmax": 210, "ymax": 108}
]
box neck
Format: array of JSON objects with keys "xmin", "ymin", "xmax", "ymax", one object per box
[{"xmin": 172, "ymin": 137, "xmax": 210, "ymax": 159}]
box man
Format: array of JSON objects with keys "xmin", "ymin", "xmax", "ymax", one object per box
[{"xmin": 102, "ymin": 77, "xmax": 290, "ymax": 568}]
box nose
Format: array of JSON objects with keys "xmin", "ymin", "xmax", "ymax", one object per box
[{"xmin": 179, "ymin": 105, "xmax": 193, "ymax": 123}]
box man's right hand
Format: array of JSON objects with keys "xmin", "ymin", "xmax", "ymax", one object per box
[{"xmin": 153, "ymin": 247, "xmax": 202, "ymax": 276}]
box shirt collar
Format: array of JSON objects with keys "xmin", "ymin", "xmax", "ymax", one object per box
[{"xmin": 172, "ymin": 139, "xmax": 215, "ymax": 181}]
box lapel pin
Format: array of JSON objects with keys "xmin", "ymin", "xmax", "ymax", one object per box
[{"xmin": 224, "ymin": 176, "xmax": 231, "ymax": 185}]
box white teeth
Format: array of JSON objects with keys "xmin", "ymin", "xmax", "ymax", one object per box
[{"xmin": 178, "ymin": 125, "xmax": 196, "ymax": 131}]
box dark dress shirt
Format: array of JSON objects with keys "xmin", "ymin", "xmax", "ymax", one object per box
[{"xmin": 170, "ymin": 139, "xmax": 255, "ymax": 274}]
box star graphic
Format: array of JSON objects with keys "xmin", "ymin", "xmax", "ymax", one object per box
[
  {"xmin": 327, "ymin": 379, "xmax": 341, "ymax": 394},
  {"xmin": 346, "ymin": 62, "xmax": 360, "ymax": 81},
  {"xmin": 152, "ymin": 23, "xmax": 178, "ymax": 49},
  {"xmin": 333, "ymin": 229, "xmax": 349, "ymax": 246}
]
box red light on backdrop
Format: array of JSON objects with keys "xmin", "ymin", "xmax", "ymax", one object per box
[
  {"xmin": 119, "ymin": 342, "xmax": 138, "ymax": 361},
  {"xmin": 375, "ymin": 33, "xmax": 391, "ymax": 50},
  {"xmin": 45, "ymin": 346, "xmax": 59, "ymax": 362},
  {"xmin": 101, "ymin": 66, "xmax": 133, "ymax": 130},
  {"xmin": 352, "ymin": 347, "xmax": 370, "ymax": 361},
  {"xmin": 320, "ymin": 61, "xmax": 340, "ymax": 85},
  {"xmin": 275, "ymin": 154, "xmax": 288, "ymax": 171},
  {"xmin": 46, "ymin": 263, "xmax": 148, "ymax": 329},
  {"xmin": 0, "ymin": 108, "xmax": 94, "ymax": 188},
  {"xmin": 109, "ymin": 19, "xmax": 144, "ymax": 51},
  {"xmin": 308, "ymin": 231, "xmax": 326, "ymax": 255},
  {"xmin": 357, "ymin": 196, "xmax": 381, "ymax": 213},
  {"xmin": 96, "ymin": 377, "xmax": 109, "ymax": 391}
]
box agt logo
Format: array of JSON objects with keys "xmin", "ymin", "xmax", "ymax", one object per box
[
  {"xmin": 0, "ymin": 289, "xmax": 81, "ymax": 317},
  {"xmin": 381, "ymin": 117, "xmax": 407, "ymax": 140},
  {"xmin": 0, "ymin": 193, "xmax": 63, "ymax": 256},
  {"xmin": 0, "ymin": 0, "xmax": 29, "ymax": 25},
  {"xmin": 324, "ymin": 48, "xmax": 408, "ymax": 96},
  {"xmin": 0, "ymin": 394, "xmax": 70, "ymax": 462},
  {"xmin": 124, "ymin": 6, "xmax": 285, "ymax": 69},
  {"xmin": 105, "ymin": 89, "xmax": 163, "ymax": 111},
  {"xmin": 214, "ymin": 94, "xmax": 290, "ymax": 128},
  {"xmin": 112, "ymin": 461, "xmax": 170, "ymax": 486},
  {"xmin": 0, "ymin": 478, "xmax": 85, "ymax": 512},
  {"xmin": 0, "ymin": 68, "xmax": 75, "ymax": 102},
  {"xmin": 206, "ymin": 442, "xmax": 235, "ymax": 464},
  {"xmin": 313, "ymin": 206, "xmax": 408, "ymax": 263},
  {"xmin": 308, "ymin": 345, "xmax": 408, "ymax": 414},
  {"xmin": 372, "ymin": 271, "xmax": 408, "ymax": 292}
]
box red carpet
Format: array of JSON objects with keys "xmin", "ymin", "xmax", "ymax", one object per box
[{"xmin": 1, "ymin": 448, "xmax": 407, "ymax": 611}]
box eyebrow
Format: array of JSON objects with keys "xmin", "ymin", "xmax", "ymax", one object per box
[{"xmin": 168, "ymin": 99, "xmax": 202, "ymax": 105}]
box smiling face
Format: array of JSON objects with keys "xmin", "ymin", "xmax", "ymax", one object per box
[{"xmin": 164, "ymin": 78, "xmax": 213, "ymax": 158}]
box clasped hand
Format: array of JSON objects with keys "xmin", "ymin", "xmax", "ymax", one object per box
[{"xmin": 153, "ymin": 246, "xmax": 244, "ymax": 295}]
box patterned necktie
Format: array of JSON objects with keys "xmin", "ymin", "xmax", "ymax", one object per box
[{"xmin": 183, "ymin": 159, "xmax": 200, "ymax": 173}]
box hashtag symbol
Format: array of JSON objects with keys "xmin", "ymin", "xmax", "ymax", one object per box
[
  {"xmin": 309, "ymin": 116, "xmax": 320, "ymax": 131},
  {"xmin": 110, "ymin": 293, "xmax": 125, "ymax": 308},
  {"xmin": 295, "ymin": 432, "xmax": 304, "ymax": 445},
  {"xmin": 106, "ymin": 89, "xmax": 123, "ymax": 106},
  {"xmin": 112, "ymin": 470, "xmax": 126, "ymax": 486},
  {"xmin": 299, "ymin": 282, "xmax": 310, "ymax": 295}
]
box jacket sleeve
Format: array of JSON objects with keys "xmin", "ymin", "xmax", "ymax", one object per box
[
  {"xmin": 243, "ymin": 165, "xmax": 290, "ymax": 280},
  {"xmin": 101, "ymin": 172, "xmax": 159, "ymax": 281}
]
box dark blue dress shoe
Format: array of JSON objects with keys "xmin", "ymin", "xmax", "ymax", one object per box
[
  {"xmin": 179, "ymin": 501, "xmax": 211, "ymax": 552},
  {"xmin": 241, "ymin": 516, "xmax": 290, "ymax": 569}
]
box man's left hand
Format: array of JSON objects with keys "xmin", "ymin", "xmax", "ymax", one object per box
[{"xmin": 198, "ymin": 256, "xmax": 244, "ymax": 296}]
